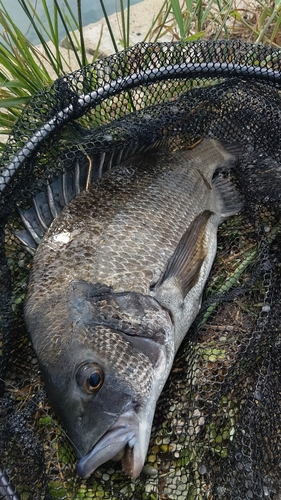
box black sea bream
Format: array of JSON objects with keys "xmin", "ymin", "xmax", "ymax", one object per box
[{"xmin": 24, "ymin": 139, "xmax": 242, "ymax": 479}]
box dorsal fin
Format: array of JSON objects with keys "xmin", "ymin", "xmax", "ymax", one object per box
[
  {"xmin": 15, "ymin": 158, "xmax": 88, "ymax": 254},
  {"xmin": 14, "ymin": 142, "xmax": 155, "ymax": 255}
]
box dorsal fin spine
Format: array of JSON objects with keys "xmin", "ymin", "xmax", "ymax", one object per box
[
  {"xmin": 47, "ymin": 183, "xmax": 58, "ymax": 219},
  {"xmin": 33, "ymin": 197, "xmax": 49, "ymax": 232}
]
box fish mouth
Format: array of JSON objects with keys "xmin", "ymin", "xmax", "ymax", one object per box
[{"xmin": 76, "ymin": 408, "xmax": 147, "ymax": 479}]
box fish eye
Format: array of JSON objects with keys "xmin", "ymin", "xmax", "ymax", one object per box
[{"xmin": 76, "ymin": 362, "xmax": 104, "ymax": 394}]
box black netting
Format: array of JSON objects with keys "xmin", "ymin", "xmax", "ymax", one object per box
[{"xmin": 1, "ymin": 40, "xmax": 281, "ymax": 500}]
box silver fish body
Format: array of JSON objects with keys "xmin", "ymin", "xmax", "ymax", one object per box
[{"xmin": 24, "ymin": 139, "xmax": 242, "ymax": 479}]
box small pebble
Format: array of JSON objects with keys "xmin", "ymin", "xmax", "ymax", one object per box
[
  {"xmin": 198, "ymin": 464, "xmax": 207, "ymax": 475},
  {"xmin": 262, "ymin": 304, "xmax": 270, "ymax": 312},
  {"xmin": 142, "ymin": 464, "xmax": 158, "ymax": 477},
  {"xmin": 145, "ymin": 482, "xmax": 156, "ymax": 493},
  {"xmin": 246, "ymin": 490, "xmax": 254, "ymax": 499}
]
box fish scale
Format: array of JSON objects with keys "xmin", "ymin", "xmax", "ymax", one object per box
[
  {"xmin": 24, "ymin": 139, "xmax": 243, "ymax": 479},
  {"xmin": 29, "ymin": 143, "xmax": 224, "ymax": 295}
]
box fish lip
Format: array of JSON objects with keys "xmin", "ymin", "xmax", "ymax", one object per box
[{"xmin": 76, "ymin": 408, "xmax": 143, "ymax": 479}]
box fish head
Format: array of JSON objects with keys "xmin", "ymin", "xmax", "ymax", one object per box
[
  {"xmin": 44, "ymin": 342, "xmax": 145, "ymax": 478},
  {"xmin": 29, "ymin": 281, "xmax": 174, "ymax": 479}
]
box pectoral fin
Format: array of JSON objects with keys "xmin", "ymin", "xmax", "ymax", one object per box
[{"xmin": 154, "ymin": 210, "xmax": 212, "ymax": 299}]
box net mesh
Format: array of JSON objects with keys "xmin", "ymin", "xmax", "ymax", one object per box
[{"xmin": 1, "ymin": 39, "xmax": 281, "ymax": 499}]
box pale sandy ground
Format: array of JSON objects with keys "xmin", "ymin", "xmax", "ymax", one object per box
[
  {"xmin": 0, "ymin": 0, "xmax": 257, "ymax": 144},
  {"xmin": 40, "ymin": 0, "xmax": 173, "ymax": 80},
  {"xmin": 41, "ymin": 0, "xmax": 256, "ymax": 79},
  {"xmin": 0, "ymin": 0, "xmax": 170, "ymax": 144}
]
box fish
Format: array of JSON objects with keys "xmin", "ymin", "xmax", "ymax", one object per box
[{"xmin": 23, "ymin": 139, "xmax": 243, "ymax": 479}]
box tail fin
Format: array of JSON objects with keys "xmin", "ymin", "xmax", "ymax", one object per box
[{"xmin": 213, "ymin": 172, "xmax": 244, "ymax": 219}]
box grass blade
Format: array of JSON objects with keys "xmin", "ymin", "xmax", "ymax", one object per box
[
  {"xmin": 99, "ymin": 0, "xmax": 118, "ymax": 53},
  {"xmin": 170, "ymin": 0, "xmax": 186, "ymax": 38},
  {"xmin": 77, "ymin": 0, "xmax": 87, "ymax": 68}
]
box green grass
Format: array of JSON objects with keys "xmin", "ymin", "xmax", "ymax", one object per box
[
  {"xmin": 0, "ymin": 0, "xmax": 281, "ymax": 149},
  {"xmin": 0, "ymin": 0, "xmax": 81, "ymax": 148}
]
